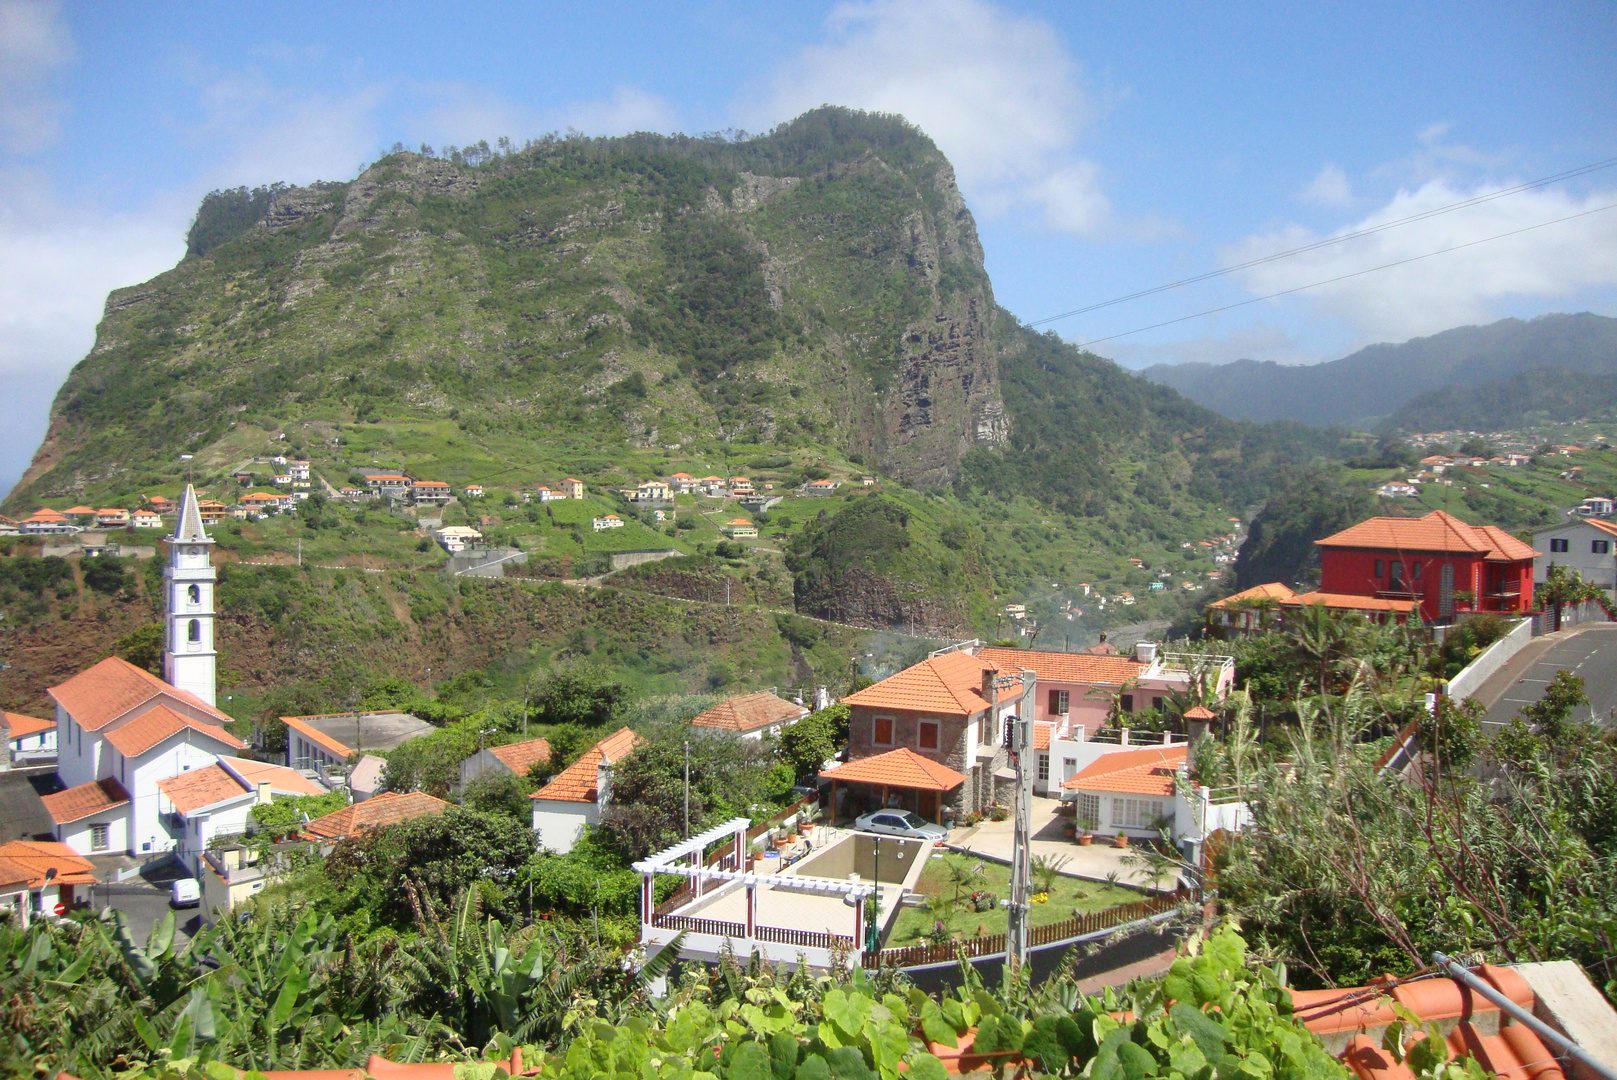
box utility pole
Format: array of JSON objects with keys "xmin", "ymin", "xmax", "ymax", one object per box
[
  {"xmin": 683, "ymin": 740, "xmax": 691, "ymax": 839},
  {"xmin": 1003, "ymin": 673, "xmax": 1034, "ymax": 979},
  {"xmin": 297, "ymin": 538, "xmax": 302, "ymax": 567}
]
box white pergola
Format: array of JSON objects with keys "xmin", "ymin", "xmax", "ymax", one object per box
[{"xmin": 633, "ymin": 817, "xmax": 877, "ymax": 941}]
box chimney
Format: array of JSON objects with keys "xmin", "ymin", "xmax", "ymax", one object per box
[
  {"xmin": 1135, "ymin": 640, "xmax": 1158, "ymax": 665},
  {"xmin": 982, "ymin": 668, "xmax": 997, "ymax": 707},
  {"xmin": 256, "ymin": 781, "xmax": 272, "ymax": 805},
  {"xmin": 596, "ymin": 760, "xmax": 613, "ymax": 807}
]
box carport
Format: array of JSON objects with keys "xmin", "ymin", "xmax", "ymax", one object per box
[{"xmin": 821, "ymin": 748, "xmax": 966, "ymax": 824}]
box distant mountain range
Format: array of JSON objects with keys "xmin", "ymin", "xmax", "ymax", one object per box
[{"xmin": 1140, "ymin": 312, "xmax": 1617, "ymax": 431}]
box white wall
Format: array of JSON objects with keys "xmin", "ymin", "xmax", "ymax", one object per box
[
  {"xmin": 1533, "ymin": 521, "xmax": 1617, "ymax": 593},
  {"xmin": 532, "ymin": 801, "xmax": 596, "ymax": 854},
  {"xmin": 1444, "ymin": 618, "xmax": 1533, "ymax": 703},
  {"xmin": 128, "ymin": 735, "xmax": 231, "ymax": 856},
  {"xmin": 57, "ymin": 810, "xmax": 128, "ymax": 857}
]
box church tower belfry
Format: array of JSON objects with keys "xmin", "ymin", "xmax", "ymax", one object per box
[{"xmin": 163, "ymin": 484, "xmax": 217, "ymax": 706}]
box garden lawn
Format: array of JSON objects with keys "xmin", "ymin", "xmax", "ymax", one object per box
[{"xmin": 883, "ymin": 855, "xmax": 1145, "ymax": 946}]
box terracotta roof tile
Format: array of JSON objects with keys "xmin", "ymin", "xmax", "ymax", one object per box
[
  {"xmin": 531, "ymin": 727, "xmax": 641, "ymax": 803},
  {"xmin": 303, "ymin": 791, "xmax": 447, "ymax": 840},
  {"xmin": 3, "ymin": 712, "xmax": 54, "ymax": 740},
  {"xmin": 281, "ymin": 715, "xmax": 355, "ymax": 758},
  {"xmin": 488, "ymin": 737, "xmax": 553, "ymax": 775},
  {"xmin": 157, "ymin": 766, "xmax": 252, "ymax": 815},
  {"xmin": 1317, "ymin": 510, "xmax": 1537, "ymax": 561},
  {"xmin": 1287, "ymin": 591, "xmax": 1421, "ymax": 615},
  {"xmin": 103, "ymin": 703, "xmax": 244, "ymax": 757},
  {"xmin": 1206, "ymin": 582, "xmax": 1297, "ymax": 609},
  {"xmin": 1183, "ymin": 707, "xmax": 1216, "ymax": 720},
  {"xmin": 690, "ymin": 692, "xmax": 808, "ymax": 734},
  {"xmin": 40, "ymin": 778, "xmax": 130, "ymax": 825},
  {"xmin": 1587, "ymin": 518, "xmax": 1617, "ymax": 539},
  {"xmin": 842, "ymin": 650, "xmax": 1005, "ymax": 716},
  {"xmin": 1061, "ymin": 745, "xmax": 1187, "ymax": 797},
  {"xmin": 48, "ymin": 655, "xmax": 232, "ymax": 732},
  {"xmin": 0, "ymin": 841, "xmax": 98, "ymax": 888},
  {"xmin": 979, "ymin": 648, "xmax": 1144, "ymax": 687},
  {"xmin": 1034, "ymin": 721, "xmax": 1054, "ymax": 751},
  {"xmin": 220, "ymin": 756, "xmax": 326, "ymax": 797},
  {"xmin": 823, "ymin": 747, "xmax": 967, "ymax": 791}
]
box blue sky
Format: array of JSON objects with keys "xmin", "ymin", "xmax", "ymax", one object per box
[{"xmin": 3, "ymin": 0, "xmax": 1616, "ymax": 496}]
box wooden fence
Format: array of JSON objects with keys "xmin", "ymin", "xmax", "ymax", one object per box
[
  {"xmin": 861, "ymin": 889, "xmax": 1186, "ymax": 969},
  {"xmin": 653, "ymin": 914, "xmax": 746, "ymax": 938},
  {"xmin": 755, "ymin": 925, "xmax": 855, "ymax": 951}
]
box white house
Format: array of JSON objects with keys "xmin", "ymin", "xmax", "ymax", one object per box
[
  {"xmin": 39, "ymin": 485, "xmax": 247, "ymax": 858},
  {"xmin": 1376, "ymin": 482, "xmax": 1419, "ymax": 498},
  {"xmin": 689, "ymin": 691, "xmax": 809, "ymax": 741},
  {"xmin": 289, "ymin": 461, "xmax": 310, "ymax": 482},
  {"xmin": 155, "ymin": 756, "xmax": 326, "ymax": 877},
  {"xmin": 1058, "ymin": 742, "xmax": 1250, "ymax": 850},
  {"xmin": 1533, "ymin": 518, "xmax": 1617, "ymax": 597},
  {"xmin": 0, "ymin": 842, "xmax": 98, "ymax": 925},
  {"xmin": 592, "ymin": 514, "xmax": 625, "ymax": 531},
  {"xmin": 531, "ymin": 727, "xmax": 640, "ymax": 854},
  {"xmin": 4, "ymin": 712, "xmax": 56, "ymax": 764},
  {"xmin": 1576, "ymin": 496, "xmax": 1614, "ymax": 517},
  {"xmin": 432, "ymin": 525, "xmax": 483, "ymax": 552}
]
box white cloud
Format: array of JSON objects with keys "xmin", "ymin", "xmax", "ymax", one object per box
[
  {"xmin": 1229, "ymin": 178, "xmax": 1617, "ymax": 342},
  {"xmin": 559, "ymin": 86, "xmax": 678, "ymax": 137},
  {"xmin": 750, "ymin": 0, "xmax": 1112, "ymax": 235},
  {"xmin": 1300, "ymin": 163, "xmax": 1353, "ymax": 208},
  {"xmin": 0, "ymin": 0, "xmax": 73, "ymax": 152}
]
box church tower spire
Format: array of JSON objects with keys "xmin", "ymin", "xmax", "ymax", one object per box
[{"xmin": 163, "ymin": 484, "xmax": 217, "ymax": 706}]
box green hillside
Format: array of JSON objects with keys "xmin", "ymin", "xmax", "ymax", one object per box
[{"xmin": 5, "ymin": 108, "xmax": 1357, "ymax": 706}]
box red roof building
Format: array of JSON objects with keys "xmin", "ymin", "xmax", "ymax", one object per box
[
  {"xmin": 689, "ymin": 691, "xmax": 808, "ymax": 737},
  {"xmin": 302, "ymin": 791, "xmax": 447, "ymax": 841},
  {"xmin": 1316, "ymin": 510, "xmax": 1538, "ymax": 621}
]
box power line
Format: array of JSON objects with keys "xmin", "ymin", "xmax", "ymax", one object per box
[
  {"xmin": 1029, "ymin": 155, "xmax": 1617, "ymax": 328},
  {"xmin": 1068, "ymin": 200, "xmax": 1617, "ymax": 350}
]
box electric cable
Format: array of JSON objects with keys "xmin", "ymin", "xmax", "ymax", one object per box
[
  {"xmin": 1029, "ymin": 155, "xmax": 1617, "ymax": 327},
  {"xmin": 1068, "ymin": 200, "xmax": 1617, "ymax": 349}
]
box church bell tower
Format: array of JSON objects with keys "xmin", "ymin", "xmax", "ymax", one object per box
[{"xmin": 163, "ymin": 484, "xmax": 217, "ymax": 706}]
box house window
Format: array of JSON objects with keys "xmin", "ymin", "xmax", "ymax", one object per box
[
  {"xmin": 872, "ymin": 717, "xmax": 894, "ymax": 745},
  {"xmin": 1048, "ymin": 689, "xmax": 1069, "ymax": 715},
  {"xmin": 1120, "ymin": 694, "xmax": 1134, "ymax": 713},
  {"xmin": 90, "ymin": 824, "xmax": 110, "ymax": 852},
  {"xmin": 1594, "ymin": 540, "xmax": 1611, "ymax": 555},
  {"xmin": 1037, "ymin": 754, "xmax": 1050, "ymax": 782},
  {"xmin": 188, "ymin": 619, "xmax": 201, "ymax": 642},
  {"xmin": 917, "ymin": 720, "xmax": 939, "ymax": 751},
  {"xmin": 1110, "ymin": 798, "xmax": 1167, "ymax": 829},
  {"xmin": 1411, "ymin": 560, "xmax": 1421, "ymax": 579},
  {"xmin": 187, "ymin": 584, "xmax": 200, "ymax": 604},
  {"xmin": 1374, "ymin": 559, "xmax": 1384, "ymax": 578},
  {"xmin": 1390, "ymin": 561, "xmax": 1404, "ymax": 585},
  {"xmin": 1551, "ymin": 538, "xmax": 1569, "ymax": 553},
  {"xmin": 1074, "ymin": 792, "xmax": 1100, "ymax": 828}
]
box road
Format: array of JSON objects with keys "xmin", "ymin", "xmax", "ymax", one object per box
[{"xmin": 1477, "ymin": 624, "xmax": 1617, "ymax": 732}]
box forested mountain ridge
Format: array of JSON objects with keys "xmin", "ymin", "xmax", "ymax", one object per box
[
  {"xmin": 1142, "ymin": 312, "xmax": 1617, "ymax": 430},
  {"xmin": 5, "ymin": 108, "xmax": 1350, "ymax": 664}
]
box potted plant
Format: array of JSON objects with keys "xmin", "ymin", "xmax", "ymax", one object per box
[
  {"xmin": 1112, "ymin": 833, "xmax": 1129, "ymax": 849},
  {"xmin": 798, "ymin": 802, "xmax": 821, "ymax": 836},
  {"xmin": 1453, "ymin": 589, "xmax": 1476, "ymax": 613},
  {"xmin": 1077, "ymin": 809, "xmax": 1099, "ymax": 845}
]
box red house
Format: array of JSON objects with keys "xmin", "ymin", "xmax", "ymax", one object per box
[{"xmin": 1315, "ymin": 510, "xmax": 1538, "ymax": 622}]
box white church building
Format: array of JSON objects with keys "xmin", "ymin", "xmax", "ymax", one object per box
[{"xmin": 41, "ymin": 487, "xmax": 251, "ymax": 857}]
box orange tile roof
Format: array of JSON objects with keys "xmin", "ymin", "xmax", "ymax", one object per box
[
  {"xmin": 1183, "ymin": 706, "xmax": 1216, "ymax": 720},
  {"xmin": 532, "ymin": 727, "xmax": 641, "ymax": 803},
  {"xmin": 103, "ymin": 703, "xmax": 244, "ymax": 757},
  {"xmin": 28, "ymin": 508, "xmax": 67, "ymax": 522},
  {"xmin": 414, "ymin": 480, "xmax": 449, "ymax": 488},
  {"xmin": 488, "ymin": 737, "xmax": 553, "ymax": 775},
  {"xmin": 1293, "ymin": 964, "xmax": 1567, "ymax": 1080},
  {"xmin": 41, "ymin": 778, "xmax": 130, "ymax": 825},
  {"xmin": 1206, "ymin": 582, "xmax": 1297, "ymax": 609},
  {"xmin": 1288, "ymin": 591, "xmax": 1420, "ymax": 614},
  {"xmin": 63, "ymin": 505, "xmax": 95, "ymax": 515},
  {"xmin": 1588, "ymin": 518, "xmax": 1617, "ymax": 539},
  {"xmin": 0, "ymin": 841, "xmax": 98, "ymax": 889},
  {"xmin": 221, "ymin": 756, "xmax": 326, "ymax": 796},
  {"xmin": 303, "ymin": 791, "xmax": 446, "ymax": 840},
  {"xmin": 48, "ymin": 655, "xmax": 232, "ymax": 732},
  {"xmin": 1061, "ymin": 744, "xmax": 1188, "ymax": 797},
  {"xmin": 1317, "ymin": 510, "xmax": 1538, "ymax": 561},
  {"xmin": 822, "ymin": 747, "xmax": 967, "ymax": 792},
  {"xmin": 842, "ymin": 650, "xmax": 1005, "ymax": 717},
  {"xmin": 4, "ymin": 712, "xmax": 54, "ymax": 740},
  {"xmin": 157, "ymin": 766, "xmax": 252, "ymax": 815},
  {"xmin": 690, "ymin": 692, "xmax": 808, "ymax": 734},
  {"xmin": 1034, "ymin": 721, "xmax": 1054, "ymax": 751},
  {"xmin": 979, "ymin": 648, "xmax": 1144, "ymax": 688}
]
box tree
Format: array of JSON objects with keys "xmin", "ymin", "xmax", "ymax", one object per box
[
  {"xmin": 532, "ymin": 665, "xmax": 628, "ymax": 727},
  {"xmin": 1514, "ymin": 668, "xmax": 1589, "ymax": 747},
  {"xmin": 461, "ymin": 771, "xmax": 533, "ymax": 821},
  {"xmin": 777, "ymin": 703, "xmax": 849, "ymax": 779},
  {"xmin": 112, "ymin": 623, "xmax": 165, "ymax": 674},
  {"xmin": 1233, "ymin": 469, "xmax": 1375, "ymax": 589}
]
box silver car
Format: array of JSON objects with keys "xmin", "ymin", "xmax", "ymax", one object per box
[{"xmin": 854, "ymin": 810, "xmax": 948, "ymax": 841}]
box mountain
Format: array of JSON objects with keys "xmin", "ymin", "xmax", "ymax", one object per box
[
  {"xmin": 2, "ymin": 109, "xmax": 1352, "ymax": 717},
  {"xmin": 1141, "ymin": 313, "xmax": 1617, "ymax": 431}
]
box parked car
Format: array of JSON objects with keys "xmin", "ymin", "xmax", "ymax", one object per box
[
  {"xmin": 853, "ymin": 810, "xmax": 948, "ymax": 841},
  {"xmin": 170, "ymin": 878, "xmax": 201, "ymax": 908}
]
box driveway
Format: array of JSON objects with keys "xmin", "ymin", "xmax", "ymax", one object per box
[
  {"xmin": 1474, "ymin": 623, "xmax": 1617, "ymax": 732},
  {"xmin": 0, "ymin": 765, "xmax": 60, "ymax": 842},
  {"xmin": 948, "ymin": 797, "xmax": 1179, "ymax": 893}
]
